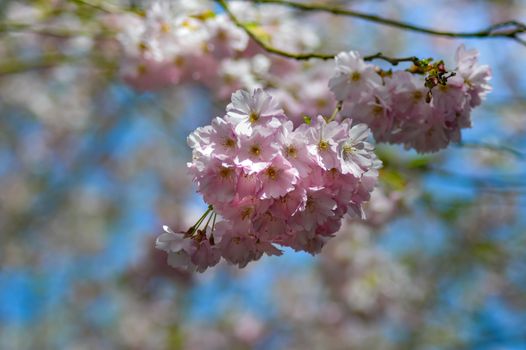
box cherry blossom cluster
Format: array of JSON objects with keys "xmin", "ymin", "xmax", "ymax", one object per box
[
  {"xmin": 156, "ymin": 88, "xmax": 381, "ymax": 272},
  {"xmin": 113, "ymin": 0, "xmax": 492, "ymax": 154},
  {"xmin": 329, "ymin": 45, "xmax": 492, "ymax": 153},
  {"xmin": 112, "ymin": 0, "xmax": 320, "ymax": 93},
  {"xmin": 111, "ymin": 0, "xmax": 248, "ymax": 90},
  {"xmin": 110, "ymin": 0, "xmax": 336, "ymax": 124}
]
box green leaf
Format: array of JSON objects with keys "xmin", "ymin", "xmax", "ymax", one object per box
[
  {"xmin": 380, "ymin": 169, "xmax": 407, "ymax": 191},
  {"xmin": 191, "ymin": 10, "xmax": 216, "ymax": 21},
  {"xmin": 407, "ymin": 157, "xmax": 432, "ymax": 170},
  {"xmin": 472, "ymin": 241, "xmax": 500, "ymax": 263}
]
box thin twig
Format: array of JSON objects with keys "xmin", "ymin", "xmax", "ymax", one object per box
[
  {"xmin": 68, "ymin": 0, "xmax": 116, "ymax": 13},
  {"xmin": 0, "ymin": 52, "xmax": 116, "ymax": 76},
  {"xmin": 253, "ymin": 0, "xmax": 526, "ymax": 47},
  {"xmin": 430, "ymin": 167, "xmax": 526, "ymax": 189},
  {"xmin": 0, "ymin": 21, "xmax": 114, "ymax": 39},
  {"xmin": 327, "ymin": 100, "xmax": 343, "ymax": 122}
]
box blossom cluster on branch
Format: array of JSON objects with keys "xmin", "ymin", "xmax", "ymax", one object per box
[
  {"xmin": 111, "ymin": 0, "xmax": 336, "ymax": 121},
  {"xmin": 114, "ymin": 1, "xmax": 492, "ymax": 154},
  {"xmin": 112, "ymin": 1, "xmax": 317, "ymax": 90},
  {"xmin": 329, "ymin": 46, "xmax": 492, "ymax": 152},
  {"xmin": 156, "ymin": 89, "xmax": 381, "ymax": 271},
  {"xmin": 113, "ymin": 1, "xmax": 246, "ymax": 90},
  {"xmin": 120, "ymin": 0, "xmax": 494, "ymax": 271}
]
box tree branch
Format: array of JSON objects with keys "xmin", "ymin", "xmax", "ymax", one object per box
[
  {"xmin": 216, "ymin": 0, "xmax": 422, "ymax": 63},
  {"xmin": 457, "ymin": 141, "xmax": 525, "ymax": 160},
  {"xmin": 0, "ymin": 53, "xmax": 75, "ymax": 76},
  {"xmin": 0, "ymin": 21, "xmax": 113, "ymax": 39},
  {"xmin": 0, "ymin": 52, "xmax": 116, "ymax": 76},
  {"xmin": 253, "ymin": 0, "xmax": 526, "ymax": 47}
]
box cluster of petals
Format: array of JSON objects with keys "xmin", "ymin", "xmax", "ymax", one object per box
[
  {"xmin": 112, "ymin": 2, "xmax": 492, "ymax": 155},
  {"xmin": 156, "ymin": 88, "xmax": 381, "ymax": 271},
  {"xmin": 329, "ymin": 45, "xmax": 492, "ymax": 153},
  {"xmin": 110, "ymin": 0, "xmax": 335, "ymax": 125},
  {"xmin": 112, "ymin": 0, "xmax": 321, "ymax": 95},
  {"xmin": 112, "ymin": 0, "xmax": 248, "ymax": 90}
]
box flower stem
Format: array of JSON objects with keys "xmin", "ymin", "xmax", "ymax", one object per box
[
  {"xmin": 192, "ymin": 205, "xmax": 214, "ymax": 233},
  {"xmin": 211, "ymin": 213, "xmax": 217, "ymax": 232},
  {"xmin": 326, "ymin": 101, "xmax": 343, "ymax": 123},
  {"xmin": 203, "ymin": 208, "xmax": 215, "ymax": 231}
]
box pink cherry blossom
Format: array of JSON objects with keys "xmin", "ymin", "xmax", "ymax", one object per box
[
  {"xmin": 455, "ymin": 44, "xmax": 492, "ymax": 107},
  {"xmin": 278, "ymin": 121, "xmax": 316, "ymax": 176},
  {"xmin": 258, "ymin": 155, "xmax": 299, "ymax": 199},
  {"xmin": 191, "ymin": 239, "xmax": 221, "ymax": 273},
  {"xmin": 225, "ymin": 88, "xmax": 285, "ymax": 136},
  {"xmin": 338, "ymin": 123, "xmax": 377, "ymax": 178},
  {"xmin": 330, "ymin": 46, "xmax": 491, "ymax": 153},
  {"xmin": 236, "ymin": 129, "xmax": 280, "ymax": 170},
  {"xmin": 157, "ymin": 88, "xmax": 380, "ymax": 271},
  {"xmin": 306, "ymin": 116, "xmax": 350, "ymax": 171},
  {"xmin": 345, "ymin": 87, "xmax": 393, "ymax": 143},
  {"xmin": 194, "ymin": 158, "xmax": 238, "ymax": 205},
  {"xmin": 329, "ymin": 51, "xmax": 382, "ymax": 101},
  {"xmin": 156, "ymin": 225, "xmax": 196, "ymax": 270}
]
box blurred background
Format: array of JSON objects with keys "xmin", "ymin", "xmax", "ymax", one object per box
[{"xmin": 1, "ymin": 0, "xmax": 526, "ymax": 349}]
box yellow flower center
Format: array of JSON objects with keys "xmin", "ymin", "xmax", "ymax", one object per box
[
  {"xmin": 249, "ymin": 112, "xmax": 259, "ymax": 124},
  {"xmin": 316, "ymin": 98, "xmax": 327, "ymax": 108},
  {"xmin": 328, "ymin": 167, "xmax": 339, "ymax": 179},
  {"xmin": 343, "ymin": 144, "xmax": 355, "ymax": 157},
  {"xmin": 250, "ymin": 145, "xmax": 261, "ymax": 156},
  {"xmin": 138, "ymin": 41, "xmax": 148, "ymax": 53},
  {"xmin": 174, "ymin": 56, "xmax": 185, "ymax": 67},
  {"xmin": 286, "ymin": 146, "xmax": 297, "ymax": 158},
  {"xmin": 219, "ymin": 167, "xmax": 232, "ymax": 178},
  {"xmin": 372, "ymin": 105, "xmax": 384, "ymax": 115},
  {"xmin": 224, "ymin": 138, "xmax": 235, "ymax": 148},
  {"xmin": 350, "ymin": 72, "xmax": 361, "ymax": 82},
  {"xmin": 160, "ymin": 22, "xmax": 171, "ymax": 33},
  {"xmin": 217, "ymin": 29, "xmax": 228, "ymax": 42},
  {"xmin": 223, "ymin": 74, "xmax": 235, "ymax": 84},
  {"xmin": 181, "ymin": 19, "xmax": 196, "ymax": 29},
  {"xmin": 413, "ymin": 90, "xmax": 423, "ymax": 101},
  {"xmin": 137, "ymin": 63, "xmax": 148, "ymax": 75},
  {"xmin": 201, "ymin": 42, "xmax": 211, "ymax": 54},
  {"xmin": 318, "ymin": 140, "xmax": 330, "ymax": 151},
  {"xmin": 306, "ymin": 195, "xmax": 315, "ymax": 212},
  {"xmin": 241, "ymin": 207, "xmax": 252, "ymax": 220},
  {"xmin": 266, "ymin": 166, "xmax": 277, "ymax": 180}
]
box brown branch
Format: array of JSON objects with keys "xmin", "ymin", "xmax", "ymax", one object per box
[
  {"xmin": 0, "ymin": 53, "xmax": 74, "ymax": 76},
  {"xmin": 253, "ymin": 0, "xmax": 526, "ymax": 47},
  {"xmin": 0, "ymin": 21, "xmax": 117, "ymax": 40},
  {"xmin": 457, "ymin": 141, "xmax": 525, "ymax": 160},
  {"xmin": 216, "ymin": 0, "xmax": 422, "ymax": 63}
]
